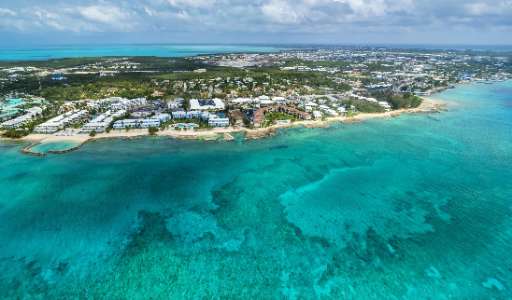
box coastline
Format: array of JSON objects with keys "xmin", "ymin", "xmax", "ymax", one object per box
[{"xmin": 8, "ymin": 97, "xmax": 446, "ymax": 156}]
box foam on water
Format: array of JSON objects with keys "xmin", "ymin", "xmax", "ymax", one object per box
[{"xmin": 0, "ymin": 82, "xmax": 511, "ymax": 298}]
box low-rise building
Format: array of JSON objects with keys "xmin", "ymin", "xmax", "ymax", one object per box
[
  {"xmin": 229, "ymin": 109, "xmax": 245, "ymax": 127},
  {"xmin": 113, "ymin": 118, "xmax": 158, "ymax": 129},
  {"xmin": 189, "ymin": 98, "xmax": 225, "ymax": 111},
  {"xmin": 378, "ymin": 101, "xmax": 392, "ymax": 110},
  {"xmin": 172, "ymin": 110, "xmax": 209, "ymax": 121},
  {"xmin": 81, "ymin": 110, "xmax": 126, "ymax": 133},
  {"xmin": 252, "ymin": 105, "xmax": 311, "ymax": 128},
  {"xmin": 112, "ymin": 114, "xmax": 169, "ymax": 130},
  {"xmin": 175, "ymin": 123, "xmax": 199, "ymax": 130},
  {"xmin": 1, "ymin": 107, "xmax": 42, "ymax": 129},
  {"xmin": 208, "ymin": 114, "xmax": 230, "ymax": 127},
  {"xmin": 110, "ymin": 97, "xmax": 147, "ymax": 111},
  {"xmin": 34, "ymin": 110, "xmax": 88, "ymax": 134}
]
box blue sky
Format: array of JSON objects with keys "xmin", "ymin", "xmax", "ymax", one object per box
[{"xmin": 0, "ymin": 0, "xmax": 511, "ymax": 46}]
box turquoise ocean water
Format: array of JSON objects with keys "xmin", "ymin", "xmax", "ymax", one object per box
[
  {"xmin": 0, "ymin": 81, "xmax": 511, "ymax": 298},
  {"xmin": 0, "ymin": 44, "xmax": 279, "ymax": 61},
  {"xmin": 28, "ymin": 141, "xmax": 83, "ymax": 154}
]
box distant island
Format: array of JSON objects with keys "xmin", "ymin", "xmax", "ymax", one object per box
[{"xmin": 0, "ymin": 47, "xmax": 510, "ymax": 153}]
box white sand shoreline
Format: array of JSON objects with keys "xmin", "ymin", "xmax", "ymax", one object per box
[{"xmin": 7, "ymin": 97, "xmax": 446, "ymax": 155}]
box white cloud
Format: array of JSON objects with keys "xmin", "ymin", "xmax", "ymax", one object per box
[
  {"xmin": 29, "ymin": 3, "xmax": 136, "ymax": 32},
  {"xmin": 79, "ymin": 4, "xmax": 133, "ymax": 28},
  {"xmin": 0, "ymin": 0, "xmax": 511, "ymax": 43},
  {"xmin": 33, "ymin": 9, "xmax": 70, "ymax": 31},
  {"xmin": 465, "ymin": 1, "xmax": 512, "ymax": 16},
  {"xmin": 261, "ymin": 0, "xmax": 304, "ymax": 24},
  {"xmin": 167, "ymin": 0, "xmax": 216, "ymax": 8},
  {"xmin": 0, "ymin": 8, "xmax": 16, "ymax": 17},
  {"xmin": 261, "ymin": 0, "xmax": 416, "ymax": 25}
]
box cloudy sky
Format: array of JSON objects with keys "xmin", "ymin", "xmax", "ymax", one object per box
[{"xmin": 0, "ymin": 0, "xmax": 511, "ymax": 46}]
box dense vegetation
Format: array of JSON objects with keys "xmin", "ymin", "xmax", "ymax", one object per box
[
  {"xmin": 373, "ymin": 92, "xmax": 422, "ymax": 109},
  {"xmin": 1, "ymin": 128, "xmax": 31, "ymax": 138},
  {"xmin": 2, "ymin": 67, "xmax": 351, "ymax": 102},
  {"xmin": 387, "ymin": 94, "xmax": 422, "ymax": 109},
  {"xmin": 341, "ymin": 99, "xmax": 385, "ymax": 113},
  {"xmin": 0, "ymin": 57, "xmax": 212, "ymax": 101},
  {"xmin": 40, "ymin": 74, "xmax": 156, "ymax": 101},
  {"xmin": 148, "ymin": 127, "xmax": 159, "ymax": 135},
  {"xmin": 262, "ymin": 112, "xmax": 297, "ymax": 127}
]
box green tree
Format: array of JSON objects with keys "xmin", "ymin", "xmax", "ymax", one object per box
[{"xmin": 148, "ymin": 127, "xmax": 158, "ymax": 135}]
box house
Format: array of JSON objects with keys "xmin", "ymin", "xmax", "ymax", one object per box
[
  {"xmin": 337, "ymin": 107, "xmax": 347, "ymax": 115},
  {"xmin": 52, "ymin": 72, "xmax": 66, "ymax": 81},
  {"xmin": 378, "ymin": 101, "xmax": 392, "ymax": 110}
]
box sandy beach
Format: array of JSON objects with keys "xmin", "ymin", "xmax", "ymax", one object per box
[{"xmin": 11, "ymin": 97, "xmax": 446, "ymax": 154}]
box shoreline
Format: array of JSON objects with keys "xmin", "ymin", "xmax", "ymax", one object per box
[{"xmin": 7, "ymin": 97, "xmax": 446, "ymax": 156}]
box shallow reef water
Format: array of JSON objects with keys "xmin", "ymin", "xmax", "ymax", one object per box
[{"xmin": 0, "ymin": 82, "xmax": 511, "ymax": 299}]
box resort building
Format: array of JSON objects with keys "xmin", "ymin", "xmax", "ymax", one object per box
[
  {"xmin": 34, "ymin": 110, "xmax": 88, "ymax": 134},
  {"xmin": 80, "ymin": 110, "xmax": 126, "ymax": 133},
  {"xmin": 174, "ymin": 123, "xmax": 199, "ymax": 130},
  {"xmin": 207, "ymin": 114, "xmax": 230, "ymax": 127},
  {"xmin": 337, "ymin": 107, "xmax": 347, "ymax": 115},
  {"xmin": 1, "ymin": 107, "xmax": 42, "ymax": 129},
  {"xmin": 231, "ymin": 97, "xmax": 257, "ymax": 105},
  {"xmin": 350, "ymin": 93, "xmax": 379, "ymax": 103},
  {"xmin": 313, "ymin": 111, "xmax": 323, "ymax": 119},
  {"xmin": 168, "ymin": 98, "xmax": 184, "ymax": 110},
  {"xmin": 110, "ymin": 97, "xmax": 147, "ymax": 111},
  {"xmin": 189, "ymin": 98, "xmax": 225, "ymax": 111},
  {"xmin": 171, "ymin": 110, "xmax": 229, "ymax": 127},
  {"xmin": 112, "ymin": 114, "xmax": 170, "ymax": 130},
  {"xmin": 258, "ymin": 95, "xmax": 274, "ymax": 106},
  {"xmin": 272, "ymin": 97, "xmax": 287, "ymax": 104},
  {"xmin": 229, "ymin": 109, "xmax": 245, "ymax": 127},
  {"xmin": 113, "ymin": 119, "xmax": 158, "ymax": 129},
  {"xmin": 156, "ymin": 113, "xmax": 171, "ymax": 123},
  {"xmin": 172, "ymin": 110, "xmax": 210, "ymax": 121},
  {"xmin": 252, "ymin": 105, "xmax": 311, "ymax": 128},
  {"xmin": 319, "ymin": 105, "xmax": 338, "ymax": 116}
]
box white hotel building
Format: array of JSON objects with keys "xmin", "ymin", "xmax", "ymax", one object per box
[
  {"xmin": 112, "ymin": 113, "xmax": 171, "ymax": 129},
  {"xmin": 81, "ymin": 110, "xmax": 127, "ymax": 133},
  {"xmin": 1, "ymin": 107, "xmax": 42, "ymax": 129},
  {"xmin": 189, "ymin": 98, "xmax": 225, "ymax": 111},
  {"xmin": 34, "ymin": 110, "xmax": 88, "ymax": 134}
]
